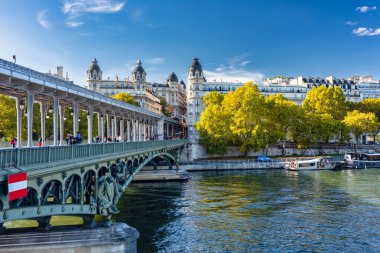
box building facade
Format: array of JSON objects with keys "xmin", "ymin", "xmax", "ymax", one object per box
[
  {"xmin": 262, "ymin": 76, "xmax": 361, "ymax": 104},
  {"xmin": 187, "ymin": 58, "xmax": 380, "ymax": 143},
  {"xmin": 152, "ymin": 72, "xmax": 187, "ymax": 119},
  {"xmin": 47, "ymin": 66, "xmax": 73, "ymax": 83},
  {"xmin": 86, "ymin": 59, "xmax": 187, "ymax": 116}
]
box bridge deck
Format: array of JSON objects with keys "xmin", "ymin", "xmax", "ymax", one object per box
[{"xmin": 0, "ymin": 140, "xmax": 186, "ymax": 176}]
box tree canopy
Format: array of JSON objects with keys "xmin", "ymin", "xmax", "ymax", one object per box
[
  {"xmin": 112, "ymin": 93, "xmax": 139, "ymax": 107},
  {"xmin": 196, "ymin": 83, "xmax": 380, "ymax": 155},
  {"xmin": 302, "ymin": 85, "xmax": 346, "ymax": 120},
  {"xmin": 342, "ymin": 110, "xmax": 378, "ymax": 144}
]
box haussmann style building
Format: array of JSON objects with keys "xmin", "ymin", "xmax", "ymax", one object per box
[
  {"xmin": 86, "ymin": 58, "xmax": 187, "ymax": 139},
  {"xmin": 186, "ymin": 57, "xmax": 380, "ymax": 158}
]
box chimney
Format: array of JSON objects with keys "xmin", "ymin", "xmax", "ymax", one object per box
[{"xmin": 57, "ymin": 66, "xmax": 63, "ymax": 78}]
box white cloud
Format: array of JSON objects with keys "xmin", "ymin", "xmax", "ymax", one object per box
[
  {"xmin": 66, "ymin": 21, "xmax": 84, "ymax": 27},
  {"xmin": 204, "ymin": 69, "xmax": 264, "ymax": 83},
  {"xmin": 37, "ymin": 10, "xmax": 51, "ymax": 29},
  {"xmin": 353, "ymin": 27, "xmax": 380, "ymax": 36},
  {"xmin": 356, "ymin": 6, "xmax": 377, "ymax": 13},
  {"xmin": 63, "ymin": 0, "xmax": 125, "ymax": 15},
  {"xmin": 202, "ymin": 54, "xmax": 263, "ymax": 83},
  {"xmin": 146, "ymin": 57, "xmax": 165, "ymax": 65},
  {"xmin": 345, "ymin": 21, "xmax": 357, "ymax": 26},
  {"xmin": 240, "ymin": 60, "xmax": 250, "ymax": 66},
  {"xmin": 62, "ymin": 0, "xmax": 125, "ymax": 27}
]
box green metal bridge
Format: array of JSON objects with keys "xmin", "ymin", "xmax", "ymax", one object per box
[{"xmin": 0, "ymin": 140, "xmax": 187, "ymax": 230}]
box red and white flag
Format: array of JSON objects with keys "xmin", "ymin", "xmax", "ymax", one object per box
[{"xmin": 8, "ymin": 172, "xmax": 27, "ymax": 201}]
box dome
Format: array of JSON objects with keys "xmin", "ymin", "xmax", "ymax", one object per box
[
  {"xmin": 132, "ymin": 59, "xmax": 145, "ymax": 75},
  {"xmin": 88, "ymin": 58, "xmax": 101, "ymax": 72},
  {"xmin": 189, "ymin": 57, "xmax": 203, "ymax": 76},
  {"xmin": 180, "ymin": 80, "xmax": 186, "ymax": 88},
  {"xmin": 167, "ymin": 72, "xmax": 178, "ymax": 83}
]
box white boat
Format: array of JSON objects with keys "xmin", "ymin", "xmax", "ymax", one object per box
[{"xmin": 285, "ymin": 158, "xmax": 335, "ymax": 171}]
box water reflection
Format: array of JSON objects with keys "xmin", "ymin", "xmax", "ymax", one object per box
[{"xmin": 116, "ymin": 169, "xmax": 380, "ymax": 252}]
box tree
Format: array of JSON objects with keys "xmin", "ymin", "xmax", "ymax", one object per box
[
  {"xmin": 159, "ymin": 98, "xmax": 171, "ymax": 117},
  {"xmin": 223, "ymin": 83, "xmax": 267, "ymax": 154},
  {"xmin": 342, "ymin": 110, "xmax": 378, "ymax": 148},
  {"xmin": 196, "ymin": 92, "xmax": 230, "ymax": 154},
  {"xmin": 358, "ymin": 98, "xmax": 380, "ymax": 117},
  {"xmin": 302, "ymin": 85, "xmax": 346, "ymax": 120},
  {"xmin": 112, "ymin": 93, "xmax": 139, "ymax": 107},
  {"xmin": 265, "ymin": 94, "xmax": 300, "ymax": 155},
  {"xmin": 0, "ymin": 95, "xmax": 16, "ymax": 141}
]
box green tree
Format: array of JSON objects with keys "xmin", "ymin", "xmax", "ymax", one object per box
[
  {"xmin": 196, "ymin": 92, "xmax": 230, "ymax": 154},
  {"xmin": 342, "ymin": 110, "xmax": 378, "ymax": 148},
  {"xmin": 159, "ymin": 98, "xmax": 171, "ymax": 117},
  {"xmin": 112, "ymin": 92, "xmax": 139, "ymax": 107},
  {"xmin": 302, "ymin": 85, "xmax": 346, "ymax": 120},
  {"xmin": 223, "ymin": 82, "xmax": 267, "ymax": 154},
  {"xmin": 358, "ymin": 98, "xmax": 380, "ymax": 117},
  {"xmin": 0, "ymin": 95, "xmax": 16, "ymax": 140},
  {"xmin": 265, "ymin": 94, "xmax": 300, "ymax": 155}
]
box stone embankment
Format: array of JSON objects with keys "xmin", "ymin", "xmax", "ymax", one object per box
[{"xmin": 183, "ymin": 143, "xmax": 380, "ymax": 161}]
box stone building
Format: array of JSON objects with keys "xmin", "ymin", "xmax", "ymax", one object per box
[
  {"xmin": 186, "ymin": 58, "xmax": 378, "ymax": 144},
  {"xmin": 152, "ymin": 72, "xmax": 187, "ymax": 118},
  {"xmin": 86, "ymin": 58, "xmax": 188, "ymax": 135},
  {"xmin": 86, "ymin": 58, "xmax": 162, "ymax": 114}
]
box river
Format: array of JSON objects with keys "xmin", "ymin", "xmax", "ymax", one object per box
[{"xmin": 114, "ymin": 169, "xmax": 380, "ymax": 252}]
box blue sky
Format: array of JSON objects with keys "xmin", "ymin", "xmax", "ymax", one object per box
[{"xmin": 0, "ymin": 0, "xmax": 380, "ymax": 85}]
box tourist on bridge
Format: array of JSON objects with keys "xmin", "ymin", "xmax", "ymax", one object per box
[
  {"xmin": 76, "ymin": 132, "xmax": 82, "ymax": 144},
  {"xmin": 10, "ymin": 137, "xmax": 16, "ymax": 148},
  {"xmin": 38, "ymin": 136, "xmax": 43, "ymax": 147}
]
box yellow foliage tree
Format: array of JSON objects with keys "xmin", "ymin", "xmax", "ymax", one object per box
[
  {"xmin": 112, "ymin": 93, "xmax": 139, "ymax": 107},
  {"xmin": 342, "ymin": 110, "xmax": 378, "ymax": 146},
  {"xmin": 302, "ymin": 85, "xmax": 346, "ymax": 120}
]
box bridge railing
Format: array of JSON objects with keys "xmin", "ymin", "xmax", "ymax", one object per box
[{"xmin": 0, "ymin": 140, "xmax": 187, "ymax": 169}]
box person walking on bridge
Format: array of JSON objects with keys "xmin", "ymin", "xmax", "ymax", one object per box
[{"xmin": 10, "ymin": 137, "xmax": 16, "ymax": 148}]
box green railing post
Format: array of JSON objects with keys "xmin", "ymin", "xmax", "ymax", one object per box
[{"xmin": 16, "ymin": 148, "xmax": 20, "ymax": 168}]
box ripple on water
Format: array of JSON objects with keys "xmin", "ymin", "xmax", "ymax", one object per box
[{"xmin": 114, "ymin": 169, "xmax": 380, "ymax": 253}]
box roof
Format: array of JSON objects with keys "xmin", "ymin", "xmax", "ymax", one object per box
[
  {"xmin": 133, "ymin": 59, "xmax": 145, "ymax": 75},
  {"xmin": 189, "ymin": 57, "xmax": 203, "ymax": 74},
  {"xmin": 167, "ymin": 72, "xmax": 178, "ymax": 83},
  {"xmin": 88, "ymin": 58, "xmax": 101, "ymax": 72}
]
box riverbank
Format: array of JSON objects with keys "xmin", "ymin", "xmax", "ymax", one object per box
[
  {"xmin": 185, "ymin": 143, "xmax": 380, "ymax": 161},
  {"xmin": 132, "ymin": 169, "xmax": 189, "ymax": 182}
]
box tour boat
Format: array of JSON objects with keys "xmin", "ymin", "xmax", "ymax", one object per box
[
  {"xmin": 344, "ymin": 151, "xmax": 380, "ymax": 169},
  {"xmin": 285, "ymin": 158, "xmax": 335, "ymax": 171}
]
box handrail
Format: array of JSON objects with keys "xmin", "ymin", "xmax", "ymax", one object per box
[
  {"xmin": 0, "ymin": 140, "xmax": 187, "ymax": 170},
  {"xmin": 0, "ymin": 58, "xmax": 161, "ymax": 119}
]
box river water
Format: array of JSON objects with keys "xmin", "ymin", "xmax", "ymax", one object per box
[{"xmin": 114, "ymin": 169, "xmax": 380, "ymax": 253}]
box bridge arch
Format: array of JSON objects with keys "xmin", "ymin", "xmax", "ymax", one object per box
[
  {"xmin": 41, "ymin": 180, "xmax": 63, "ymax": 205},
  {"xmin": 133, "ymin": 158, "xmax": 139, "ymax": 168},
  {"xmin": 9, "ymin": 187, "xmax": 38, "ymax": 208},
  {"xmin": 83, "ymin": 170, "xmax": 96, "ymax": 205},
  {"xmin": 64, "ymin": 174, "xmax": 81, "ymax": 204},
  {"xmin": 136, "ymin": 152, "xmax": 178, "ymax": 172}
]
